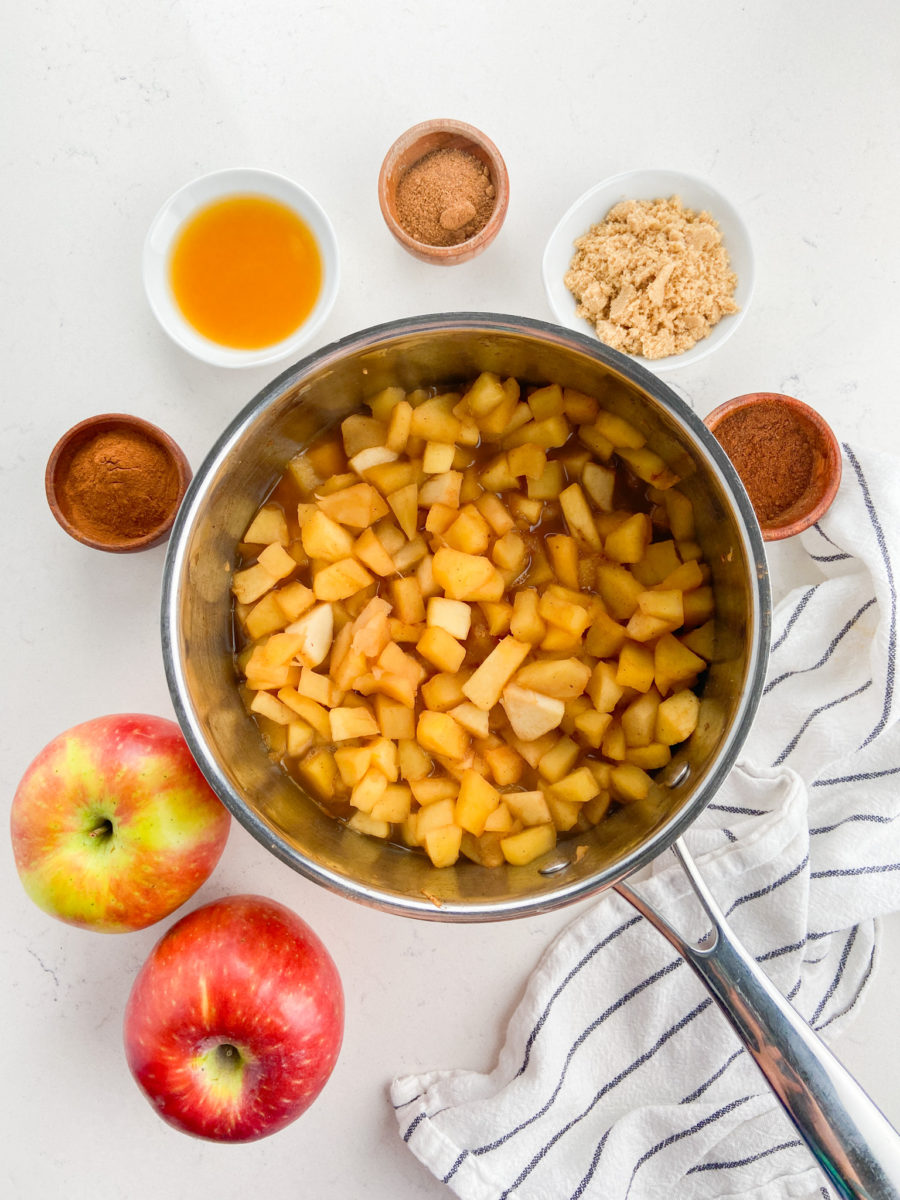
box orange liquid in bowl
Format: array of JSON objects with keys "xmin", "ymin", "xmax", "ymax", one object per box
[{"xmin": 170, "ymin": 195, "xmax": 323, "ymax": 349}]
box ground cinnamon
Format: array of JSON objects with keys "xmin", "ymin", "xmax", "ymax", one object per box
[
  {"xmin": 713, "ymin": 403, "xmax": 815, "ymax": 524},
  {"xmin": 61, "ymin": 429, "xmax": 180, "ymax": 542},
  {"xmin": 395, "ymin": 147, "xmax": 495, "ymax": 246}
]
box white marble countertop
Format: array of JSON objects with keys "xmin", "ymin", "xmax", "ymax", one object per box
[{"xmin": 4, "ymin": 2, "xmax": 900, "ymax": 1196}]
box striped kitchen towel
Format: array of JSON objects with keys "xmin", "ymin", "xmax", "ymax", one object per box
[{"xmin": 391, "ymin": 442, "xmax": 900, "ymax": 1200}]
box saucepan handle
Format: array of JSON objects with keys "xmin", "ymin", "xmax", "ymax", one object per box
[{"xmin": 614, "ymin": 837, "xmax": 900, "ymax": 1200}]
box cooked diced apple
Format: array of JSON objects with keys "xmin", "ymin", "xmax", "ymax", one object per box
[
  {"xmin": 423, "ymin": 824, "xmax": 463, "ymax": 868},
  {"xmin": 286, "ymin": 720, "xmax": 315, "ymax": 758},
  {"xmin": 258, "ymin": 542, "xmax": 301, "ymax": 582},
  {"xmin": 559, "ymin": 483, "xmax": 602, "ymax": 549},
  {"xmin": 584, "ymin": 609, "xmax": 627, "ymax": 658},
  {"xmin": 297, "ymin": 748, "xmax": 339, "ymax": 799},
  {"xmin": 632, "ymin": 540, "xmax": 682, "ymax": 587},
  {"xmin": 418, "ymin": 470, "xmax": 463, "ymax": 509},
  {"xmin": 249, "ymin": 690, "xmax": 294, "ymax": 725},
  {"xmin": 347, "ymin": 811, "xmax": 391, "ymax": 839},
  {"xmin": 330, "ymin": 705, "xmax": 379, "ymax": 741},
  {"xmin": 349, "ymin": 446, "xmax": 399, "ymax": 478},
  {"xmin": 423, "ymin": 441, "xmax": 457, "ymax": 474},
  {"xmin": 421, "ymin": 670, "xmax": 468, "ymax": 711},
  {"xmin": 513, "ymin": 657, "xmax": 591, "ymax": 699},
  {"xmin": 244, "ymin": 505, "xmax": 289, "ymax": 546},
  {"xmin": 581, "ymin": 462, "xmax": 616, "ymax": 513},
  {"xmin": 317, "ymin": 481, "xmax": 388, "ymax": 528},
  {"xmin": 371, "ymin": 783, "xmax": 412, "ymax": 824},
  {"xmin": 595, "ymin": 563, "xmax": 645, "ymax": 620},
  {"xmin": 341, "ymin": 414, "xmax": 389, "ymax": 456},
  {"xmin": 284, "ymin": 602, "xmax": 334, "ymax": 667},
  {"xmin": 545, "ymin": 534, "xmax": 579, "ymax": 589},
  {"xmin": 366, "ymin": 385, "xmax": 406, "ymax": 422},
  {"xmin": 385, "ymin": 399, "xmax": 414, "ymax": 453},
  {"xmin": 656, "ymin": 689, "xmax": 701, "ymax": 744},
  {"xmin": 409, "ymin": 395, "xmax": 463, "ymax": 443},
  {"xmin": 301, "ymin": 510, "xmax": 355, "ymax": 562},
  {"xmin": 479, "ymin": 600, "xmax": 513, "ymax": 636},
  {"xmin": 416, "ymin": 711, "xmax": 470, "ymax": 760},
  {"xmin": 621, "ymin": 689, "xmax": 661, "ymax": 747},
  {"xmin": 475, "ymin": 492, "xmax": 515, "ymax": 536},
  {"xmin": 505, "ymin": 790, "xmax": 552, "ymax": 827},
  {"xmin": 573, "ymin": 708, "xmax": 613, "ymax": 749},
  {"xmin": 433, "ymin": 548, "xmax": 503, "ymax": 602},
  {"xmin": 245, "ymin": 592, "xmax": 290, "ymax": 640},
  {"xmin": 462, "ymin": 636, "xmax": 531, "ymax": 710},
  {"xmin": 275, "ymin": 581, "xmax": 316, "ymax": 623},
  {"xmin": 500, "ymin": 684, "xmax": 565, "ymax": 740},
  {"xmin": 605, "ymin": 513, "xmax": 652, "ymax": 564},
  {"xmin": 616, "ymin": 641, "xmax": 656, "ymax": 692},
  {"xmin": 353, "ymin": 527, "xmax": 395, "ymax": 576},
  {"xmin": 500, "ymin": 823, "xmax": 556, "ymax": 865},
  {"xmin": 313, "ymin": 558, "xmax": 374, "ymax": 601},
  {"xmin": 538, "ymin": 590, "xmax": 591, "ymax": 638},
  {"xmin": 387, "ymin": 483, "xmax": 419, "ymax": 539},
  {"xmin": 447, "ymin": 702, "xmax": 490, "ymax": 738},
  {"xmin": 417, "ymin": 626, "xmax": 466, "ymax": 673},
  {"xmin": 617, "ymin": 446, "xmax": 679, "ymax": 490},
  {"xmin": 537, "ymin": 736, "xmax": 580, "ymax": 783},
  {"xmin": 550, "ymin": 766, "xmax": 601, "ymax": 805},
  {"xmin": 478, "ymin": 743, "xmax": 522, "ymax": 786},
  {"xmin": 526, "ymin": 460, "xmax": 565, "ymax": 501},
  {"xmin": 682, "ymin": 586, "xmax": 715, "ymax": 628},
  {"xmin": 681, "ymin": 619, "xmax": 716, "ymax": 661},
  {"xmin": 398, "ymin": 737, "xmax": 432, "ymax": 781},
  {"xmin": 276, "ymin": 688, "xmax": 331, "ymax": 737},
  {"xmin": 350, "ymin": 767, "xmax": 389, "ymax": 813},
  {"xmin": 444, "ymin": 505, "xmax": 491, "ymax": 555},
  {"xmin": 427, "ymin": 596, "xmax": 472, "ymax": 640},
  {"xmin": 510, "ymin": 589, "xmax": 546, "ymax": 644},
  {"xmin": 504, "ymin": 415, "xmax": 570, "ymax": 449},
  {"xmin": 625, "ymin": 743, "xmax": 672, "ymax": 770},
  {"xmin": 372, "ymin": 694, "xmax": 415, "ymax": 741},
  {"xmin": 593, "ymin": 410, "xmax": 645, "ymax": 448},
  {"xmin": 480, "ymin": 453, "xmax": 519, "ymax": 492},
  {"xmin": 392, "ymin": 535, "xmax": 429, "ymax": 574},
  {"xmin": 610, "ymin": 763, "xmax": 653, "ymax": 803},
  {"xmin": 455, "ymin": 770, "xmax": 501, "ymax": 836},
  {"xmin": 334, "ymin": 745, "xmax": 373, "ymax": 788},
  {"xmin": 508, "ymin": 442, "xmax": 547, "ymax": 480},
  {"xmin": 654, "ymin": 633, "xmax": 707, "ymax": 696}
]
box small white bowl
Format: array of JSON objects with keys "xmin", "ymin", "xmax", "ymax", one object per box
[
  {"xmin": 542, "ymin": 168, "xmax": 754, "ymax": 371},
  {"xmin": 143, "ymin": 168, "xmax": 340, "ymax": 369}
]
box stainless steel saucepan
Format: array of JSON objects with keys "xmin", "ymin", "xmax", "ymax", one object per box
[{"xmin": 161, "ymin": 314, "xmax": 900, "ymax": 1198}]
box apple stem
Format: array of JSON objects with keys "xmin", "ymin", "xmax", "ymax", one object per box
[{"xmin": 89, "ymin": 818, "xmax": 114, "ymax": 841}]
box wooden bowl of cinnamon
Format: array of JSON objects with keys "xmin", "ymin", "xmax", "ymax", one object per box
[
  {"xmin": 378, "ymin": 119, "xmax": 509, "ymax": 265},
  {"xmin": 46, "ymin": 414, "xmax": 192, "ymax": 552},
  {"xmin": 704, "ymin": 393, "xmax": 842, "ymax": 541}
]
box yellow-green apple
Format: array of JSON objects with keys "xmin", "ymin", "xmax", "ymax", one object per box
[
  {"xmin": 10, "ymin": 713, "xmax": 230, "ymax": 933},
  {"xmin": 123, "ymin": 894, "xmax": 344, "ymax": 1141}
]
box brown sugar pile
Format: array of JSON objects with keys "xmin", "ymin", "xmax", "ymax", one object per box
[
  {"xmin": 396, "ymin": 147, "xmax": 495, "ymax": 247},
  {"xmin": 564, "ymin": 196, "xmax": 738, "ymax": 359}
]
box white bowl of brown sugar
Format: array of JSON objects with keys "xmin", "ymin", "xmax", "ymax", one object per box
[{"xmin": 542, "ymin": 169, "xmax": 754, "ymax": 370}]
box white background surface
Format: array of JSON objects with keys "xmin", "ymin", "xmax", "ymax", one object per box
[{"xmin": 4, "ymin": 2, "xmax": 900, "ymax": 1197}]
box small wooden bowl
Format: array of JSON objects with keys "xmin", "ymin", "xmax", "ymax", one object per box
[
  {"xmin": 378, "ymin": 119, "xmax": 509, "ymax": 265},
  {"xmin": 704, "ymin": 393, "xmax": 842, "ymax": 541},
  {"xmin": 46, "ymin": 414, "xmax": 192, "ymax": 553}
]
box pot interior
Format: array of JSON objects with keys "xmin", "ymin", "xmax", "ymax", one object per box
[{"xmin": 163, "ymin": 315, "xmax": 770, "ymax": 920}]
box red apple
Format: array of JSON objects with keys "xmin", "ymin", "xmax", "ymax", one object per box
[
  {"xmin": 123, "ymin": 894, "xmax": 344, "ymax": 1141},
  {"xmin": 10, "ymin": 713, "xmax": 230, "ymax": 933}
]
